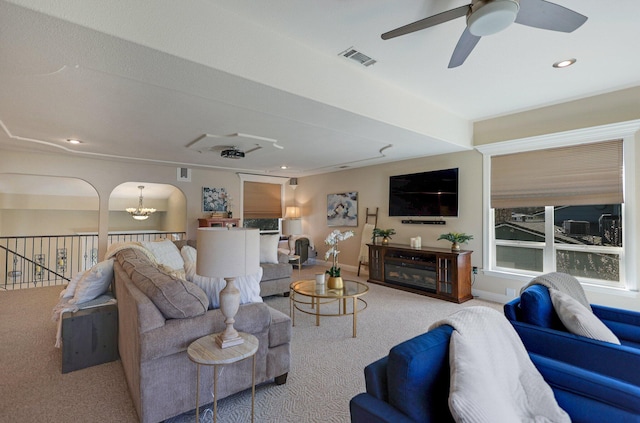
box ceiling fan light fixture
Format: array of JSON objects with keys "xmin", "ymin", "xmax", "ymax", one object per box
[{"xmin": 468, "ymin": 0, "xmax": 519, "ymax": 37}]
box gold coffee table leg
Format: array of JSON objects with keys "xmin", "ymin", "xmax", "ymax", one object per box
[
  {"xmin": 353, "ymin": 297, "xmax": 357, "ymax": 338},
  {"xmin": 315, "ymin": 296, "xmax": 320, "ymax": 326}
]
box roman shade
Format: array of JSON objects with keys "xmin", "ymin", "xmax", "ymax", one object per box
[
  {"xmin": 491, "ymin": 140, "xmax": 623, "ymax": 208},
  {"xmin": 243, "ymin": 182, "xmax": 282, "ymax": 219}
]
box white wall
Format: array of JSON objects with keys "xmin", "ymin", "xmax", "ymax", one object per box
[{"xmin": 299, "ymin": 149, "xmax": 483, "ymax": 275}]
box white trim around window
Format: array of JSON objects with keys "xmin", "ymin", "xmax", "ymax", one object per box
[{"xmin": 477, "ymin": 119, "xmax": 640, "ymax": 293}]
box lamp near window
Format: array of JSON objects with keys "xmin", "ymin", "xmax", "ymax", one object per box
[
  {"xmin": 196, "ymin": 227, "xmax": 260, "ymax": 348},
  {"xmin": 284, "ymin": 206, "xmax": 301, "ymax": 219},
  {"xmin": 283, "ymin": 207, "xmax": 302, "ymax": 236},
  {"xmin": 282, "ymin": 219, "xmax": 302, "ymax": 237}
]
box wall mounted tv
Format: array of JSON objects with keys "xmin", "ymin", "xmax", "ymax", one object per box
[{"xmin": 389, "ymin": 168, "xmax": 459, "ymax": 217}]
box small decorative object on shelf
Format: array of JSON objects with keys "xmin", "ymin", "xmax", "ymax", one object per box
[
  {"xmin": 437, "ymin": 232, "xmax": 473, "ymax": 251},
  {"xmin": 324, "ymin": 229, "xmax": 355, "ymax": 289},
  {"xmin": 372, "ymin": 228, "xmax": 396, "ymax": 245}
]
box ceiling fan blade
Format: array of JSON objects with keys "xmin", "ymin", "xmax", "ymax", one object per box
[
  {"xmin": 448, "ymin": 27, "xmax": 481, "ymax": 68},
  {"xmin": 515, "ymin": 0, "xmax": 587, "ymax": 33},
  {"xmin": 381, "ymin": 5, "xmax": 469, "ymax": 40}
]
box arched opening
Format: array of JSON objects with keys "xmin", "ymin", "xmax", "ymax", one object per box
[
  {"xmin": 109, "ymin": 182, "xmax": 186, "ymax": 238},
  {"xmin": 0, "ymin": 174, "xmax": 99, "ymax": 289}
]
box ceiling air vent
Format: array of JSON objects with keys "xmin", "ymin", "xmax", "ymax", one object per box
[{"xmin": 340, "ymin": 47, "xmax": 377, "ymax": 67}]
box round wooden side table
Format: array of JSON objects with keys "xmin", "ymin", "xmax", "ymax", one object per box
[{"xmin": 187, "ymin": 332, "xmax": 259, "ymax": 423}]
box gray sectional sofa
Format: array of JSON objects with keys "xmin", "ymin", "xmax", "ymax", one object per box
[
  {"xmin": 259, "ymin": 251, "xmax": 294, "ymax": 297},
  {"xmin": 113, "ymin": 246, "xmax": 292, "ymax": 423}
]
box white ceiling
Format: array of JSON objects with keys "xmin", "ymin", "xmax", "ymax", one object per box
[{"xmin": 1, "ymin": 0, "xmax": 639, "ymax": 178}]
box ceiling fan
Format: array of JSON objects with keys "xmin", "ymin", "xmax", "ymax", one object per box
[{"xmin": 381, "ymin": 0, "xmax": 587, "ymax": 68}]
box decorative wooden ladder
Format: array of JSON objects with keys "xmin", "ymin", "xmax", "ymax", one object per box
[{"xmin": 358, "ymin": 207, "xmax": 378, "ymax": 276}]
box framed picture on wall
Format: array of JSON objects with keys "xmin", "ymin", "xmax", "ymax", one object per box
[
  {"xmin": 202, "ymin": 187, "xmax": 228, "ymax": 212},
  {"xmin": 327, "ymin": 192, "xmax": 358, "ymax": 227}
]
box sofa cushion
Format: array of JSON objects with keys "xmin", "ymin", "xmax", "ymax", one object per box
[
  {"xmin": 140, "ymin": 302, "xmax": 272, "ymax": 361},
  {"xmin": 520, "ymin": 285, "xmax": 565, "ymax": 330},
  {"xmin": 261, "ymin": 262, "xmax": 292, "ymax": 281},
  {"xmin": 260, "ymin": 234, "xmax": 280, "ymax": 264},
  {"xmin": 141, "ymin": 239, "xmax": 184, "ymax": 271},
  {"xmin": 115, "ymin": 248, "xmax": 209, "ymax": 319},
  {"xmin": 550, "ymin": 289, "xmax": 621, "ymax": 344},
  {"xmin": 141, "ymin": 239, "xmax": 187, "ymax": 282}
]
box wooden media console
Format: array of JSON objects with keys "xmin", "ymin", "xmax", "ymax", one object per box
[{"xmin": 367, "ymin": 243, "xmax": 473, "ymax": 303}]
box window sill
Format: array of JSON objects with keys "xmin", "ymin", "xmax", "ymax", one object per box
[{"xmin": 482, "ymin": 269, "xmax": 639, "ymax": 299}]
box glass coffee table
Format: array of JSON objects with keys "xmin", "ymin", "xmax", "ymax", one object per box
[{"xmin": 289, "ymin": 279, "xmax": 368, "ymax": 338}]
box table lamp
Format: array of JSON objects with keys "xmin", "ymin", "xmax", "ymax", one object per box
[{"xmin": 197, "ymin": 227, "xmax": 260, "ymax": 348}]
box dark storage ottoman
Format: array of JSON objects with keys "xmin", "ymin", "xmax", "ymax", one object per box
[{"xmin": 61, "ymin": 304, "xmax": 119, "ymax": 373}]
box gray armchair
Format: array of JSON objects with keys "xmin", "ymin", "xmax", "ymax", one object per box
[{"xmin": 294, "ymin": 237, "xmax": 310, "ymax": 266}]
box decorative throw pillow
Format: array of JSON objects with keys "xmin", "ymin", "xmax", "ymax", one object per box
[
  {"xmin": 259, "ymin": 234, "xmax": 279, "ymax": 264},
  {"xmin": 117, "ymin": 248, "xmax": 208, "ymax": 319},
  {"xmin": 141, "ymin": 239, "xmax": 184, "ymax": 271},
  {"xmin": 60, "ymin": 270, "xmax": 86, "ymax": 298},
  {"xmin": 181, "ymin": 245, "xmax": 197, "ymax": 280},
  {"xmin": 181, "ymin": 245, "xmax": 263, "ymax": 309},
  {"xmin": 190, "ymin": 268, "xmax": 263, "ymax": 309},
  {"xmin": 549, "ymin": 289, "xmax": 621, "ymax": 344},
  {"xmin": 70, "ymin": 259, "xmax": 115, "ymax": 305}
]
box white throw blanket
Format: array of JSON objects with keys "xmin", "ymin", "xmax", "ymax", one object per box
[
  {"xmin": 430, "ymin": 306, "xmax": 570, "ymax": 423},
  {"xmin": 521, "ymin": 272, "xmax": 591, "ymax": 310}
]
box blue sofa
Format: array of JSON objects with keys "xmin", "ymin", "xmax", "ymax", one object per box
[
  {"xmin": 350, "ymin": 325, "xmax": 640, "ymax": 422},
  {"xmin": 504, "ymin": 284, "xmax": 640, "ymax": 386}
]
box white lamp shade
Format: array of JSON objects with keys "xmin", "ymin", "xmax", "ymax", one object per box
[
  {"xmin": 282, "ymin": 219, "xmax": 302, "ymax": 236},
  {"xmin": 284, "ymin": 206, "xmax": 301, "ymax": 219},
  {"xmin": 196, "ymin": 228, "xmax": 260, "ymax": 278}
]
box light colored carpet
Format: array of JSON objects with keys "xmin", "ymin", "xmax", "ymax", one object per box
[{"xmin": 0, "ymin": 265, "xmax": 502, "ymax": 423}]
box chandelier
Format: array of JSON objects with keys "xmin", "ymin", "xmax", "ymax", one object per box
[{"xmin": 126, "ymin": 185, "xmax": 156, "ymax": 220}]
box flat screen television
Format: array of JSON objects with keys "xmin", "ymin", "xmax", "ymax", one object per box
[{"xmin": 389, "ymin": 168, "xmax": 459, "ymax": 217}]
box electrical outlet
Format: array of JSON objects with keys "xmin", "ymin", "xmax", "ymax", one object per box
[{"xmin": 472, "ymin": 266, "xmax": 478, "ymax": 274}]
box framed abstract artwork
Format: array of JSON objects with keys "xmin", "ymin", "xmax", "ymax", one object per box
[
  {"xmin": 327, "ymin": 192, "xmax": 358, "ymax": 227},
  {"xmin": 202, "ymin": 187, "xmax": 228, "ymax": 212}
]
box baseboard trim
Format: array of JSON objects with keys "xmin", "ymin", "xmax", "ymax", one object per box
[{"xmin": 471, "ymin": 289, "xmax": 510, "ymax": 304}]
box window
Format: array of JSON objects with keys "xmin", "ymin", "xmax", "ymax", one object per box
[
  {"xmin": 239, "ymin": 174, "xmax": 287, "ymax": 234},
  {"xmin": 478, "ymin": 121, "xmax": 639, "ymax": 291},
  {"xmin": 494, "ymin": 205, "xmax": 622, "ymax": 286}
]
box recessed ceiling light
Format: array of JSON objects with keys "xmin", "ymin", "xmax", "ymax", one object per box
[
  {"xmin": 67, "ymin": 138, "xmax": 82, "ymax": 144},
  {"xmin": 280, "ymin": 165, "xmax": 288, "ymax": 170},
  {"xmin": 553, "ymin": 58, "xmax": 577, "ymax": 68}
]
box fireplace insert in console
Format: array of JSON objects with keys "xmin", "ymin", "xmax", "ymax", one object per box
[{"xmin": 384, "ymin": 257, "xmax": 436, "ymax": 293}]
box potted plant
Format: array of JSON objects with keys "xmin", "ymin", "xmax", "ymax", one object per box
[
  {"xmin": 372, "ymin": 228, "xmax": 396, "ymax": 245},
  {"xmin": 324, "ymin": 229, "xmax": 355, "ymax": 289},
  {"xmin": 437, "ymin": 232, "xmax": 473, "ymax": 251}
]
